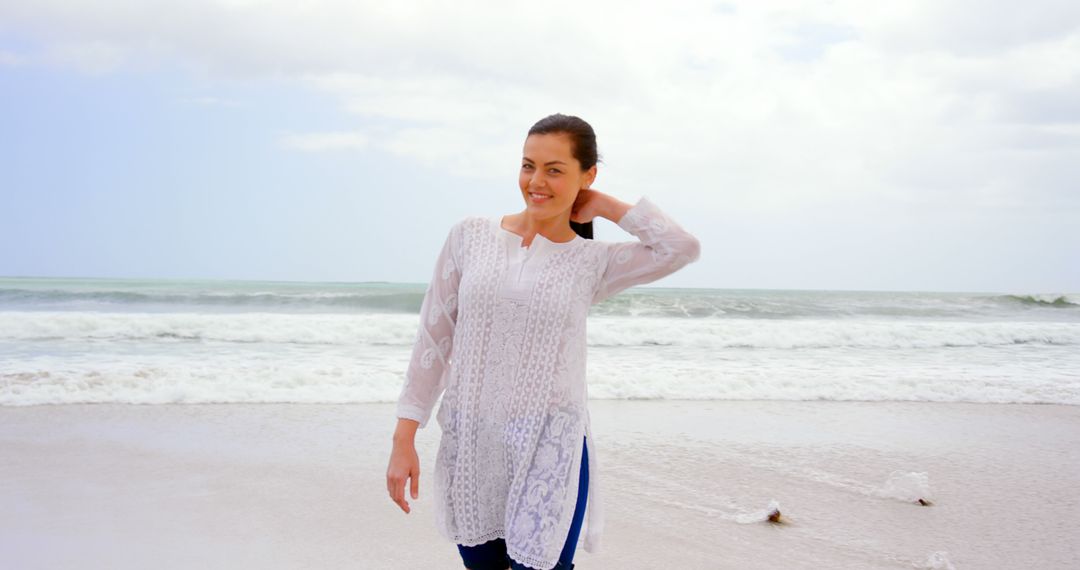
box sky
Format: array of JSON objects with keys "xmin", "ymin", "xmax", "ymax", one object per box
[{"xmin": 1, "ymin": 0, "xmax": 1078, "ymax": 294}]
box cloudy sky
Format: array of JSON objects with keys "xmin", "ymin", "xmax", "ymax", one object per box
[{"xmin": 2, "ymin": 0, "xmax": 1078, "ymax": 293}]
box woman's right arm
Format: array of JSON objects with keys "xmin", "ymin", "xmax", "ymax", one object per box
[
  {"xmin": 387, "ymin": 221, "xmax": 463, "ymax": 513},
  {"xmin": 395, "ymin": 221, "xmax": 462, "ymax": 428}
]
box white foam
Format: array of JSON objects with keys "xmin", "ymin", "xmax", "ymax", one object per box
[
  {"xmin": 0, "ymin": 310, "xmax": 420, "ymax": 345},
  {"xmin": 733, "ymin": 499, "xmax": 783, "ymax": 524},
  {"xmin": 3, "ymin": 311, "xmax": 1079, "ymax": 406},
  {"xmin": 4, "ymin": 311, "xmax": 1079, "ymax": 350},
  {"xmin": 586, "ymin": 316, "xmax": 1080, "ymax": 349},
  {"xmin": 914, "ymin": 551, "xmax": 956, "ymax": 570},
  {"xmin": 877, "ymin": 471, "xmax": 934, "ymax": 503}
]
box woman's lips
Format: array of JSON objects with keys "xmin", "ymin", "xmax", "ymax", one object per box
[{"xmin": 529, "ymin": 192, "xmax": 551, "ymax": 203}]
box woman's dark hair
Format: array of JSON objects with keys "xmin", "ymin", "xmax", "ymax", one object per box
[{"xmin": 527, "ymin": 113, "xmax": 602, "ymax": 240}]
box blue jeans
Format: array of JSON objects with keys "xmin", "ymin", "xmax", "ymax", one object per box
[{"xmin": 457, "ymin": 435, "xmax": 589, "ymax": 570}]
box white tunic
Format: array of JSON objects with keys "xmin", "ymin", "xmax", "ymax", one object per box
[{"xmin": 396, "ymin": 195, "xmax": 701, "ymax": 569}]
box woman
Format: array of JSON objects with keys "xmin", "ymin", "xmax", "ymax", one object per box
[{"xmin": 387, "ymin": 113, "xmax": 701, "ymax": 570}]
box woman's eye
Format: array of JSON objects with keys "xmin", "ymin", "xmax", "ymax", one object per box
[
  {"xmin": 522, "ymin": 164, "xmax": 532, "ymax": 169},
  {"xmin": 549, "ymin": 169, "xmax": 561, "ymax": 174}
]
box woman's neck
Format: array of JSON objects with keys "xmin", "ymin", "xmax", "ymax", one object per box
[{"xmin": 502, "ymin": 211, "xmax": 578, "ymax": 244}]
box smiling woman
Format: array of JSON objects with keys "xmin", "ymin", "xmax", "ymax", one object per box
[
  {"xmin": 387, "ymin": 112, "xmax": 702, "ymax": 570},
  {"xmin": 517, "ymin": 114, "xmax": 601, "ymax": 242}
]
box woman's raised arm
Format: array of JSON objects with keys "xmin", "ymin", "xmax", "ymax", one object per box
[{"xmin": 591, "ymin": 195, "xmax": 701, "ymax": 305}]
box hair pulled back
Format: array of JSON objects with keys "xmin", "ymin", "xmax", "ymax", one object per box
[{"xmin": 527, "ymin": 113, "xmax": 602, "ymax": 239}]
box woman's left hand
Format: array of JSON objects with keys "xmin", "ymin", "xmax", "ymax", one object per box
[{"xmin": 571, "ymin": 188, "xmax": 610, "ymax": 224}]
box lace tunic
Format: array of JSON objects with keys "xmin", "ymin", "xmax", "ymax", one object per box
[{"xmin": 396, "ymin": 195, "xmax": 701, "ymax": 570}]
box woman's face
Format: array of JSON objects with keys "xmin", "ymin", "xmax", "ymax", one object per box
[{"xmin": 518, "ymin": 133, "xmax": 596, "ymax": 218}]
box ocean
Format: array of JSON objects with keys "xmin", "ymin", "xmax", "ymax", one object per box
[{"xmin": 1, "ymin": 276, "xmax": 1077, "ymax": 406}]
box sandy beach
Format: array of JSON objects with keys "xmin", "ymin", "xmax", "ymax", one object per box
[{"xmin": 2, "ymin": 400, "xmax": 1078, "ymax": 569}]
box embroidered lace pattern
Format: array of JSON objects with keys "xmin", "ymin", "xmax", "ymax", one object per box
[{"xmin": 396, "ymin": 195, "xmax": 701, "ymax": 569}]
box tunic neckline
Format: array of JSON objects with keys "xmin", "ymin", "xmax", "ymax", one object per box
[{"xmin": 490, "ymin": 216, "xmax": 584, "ymax": 251}]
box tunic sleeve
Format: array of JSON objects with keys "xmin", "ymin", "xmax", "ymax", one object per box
[
  {"xmin": 591, "ymin": 195, "xmax": 701, "ymax": 305},
  {"xmin": 396, "ymin": 221, "xmax": 463, "ymax": 429}
]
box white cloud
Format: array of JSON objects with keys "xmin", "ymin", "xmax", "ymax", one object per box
[
  {"xmin": 179, "ymin": 96, "xmax": 242, "ymax": 107},
  {"xmin": 42, "ymin": 40, "xmax": 127, "ymax": 74},
  {"xmin": 2, "ymin": 0, "xmax": 1079, "ymax": 215},
  {"xmin": 279, "ymin": 130, "xmax": 369, "ymax": 152},
  {"xmin": 0, "ymin": 49, "xmax": 25, "ymax": 66}
]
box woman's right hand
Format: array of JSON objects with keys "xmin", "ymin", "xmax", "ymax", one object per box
[{"xmin": 387, "ymin": 436, "xmax": 421, "ymax": 514}]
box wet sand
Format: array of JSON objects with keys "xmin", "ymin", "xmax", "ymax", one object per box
[{"xmin": 2, "ymin": 401, "xmax": 1078, "ymax": 569}]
